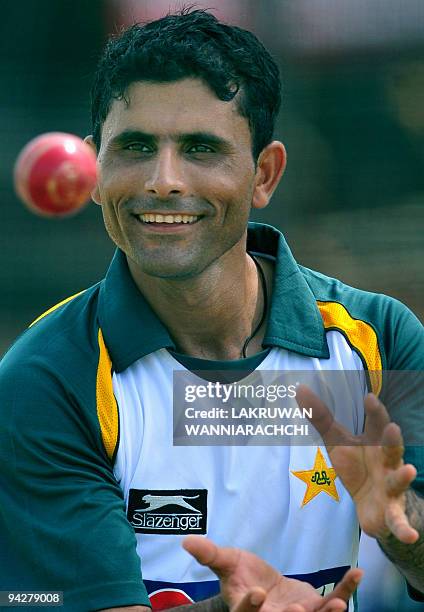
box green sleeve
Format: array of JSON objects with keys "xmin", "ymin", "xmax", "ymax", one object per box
[
  {"xmin": 379, "ymin": 300, "xmax": 424, "ymax": 497},
  {"xmin": 382, "ymin": 298, "xmax": 424, "ymax": 371},
  {"xmin": 0, "ymin": 352, "xmax": 150, "ymax": 612}
]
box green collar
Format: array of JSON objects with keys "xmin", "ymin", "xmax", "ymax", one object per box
[{"xmin": 98, "ymin": 222, "xmax": 328, "ymax": 373}]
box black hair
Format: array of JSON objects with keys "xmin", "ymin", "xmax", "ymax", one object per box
[{"xmin": 91, "ymin": 7, "xmax": 281, "ymax": 161}]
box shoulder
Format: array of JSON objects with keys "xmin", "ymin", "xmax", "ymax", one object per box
[
  {"xmin": 299, "ymin": 265, "xmax": 424, "ymax": 370},
  {"xmin": 1, "ymin": 282, "xmax": 102, "ymax": 376},
  {"xmin": 0, "ymin": 281, "xmax": 116, "ymax": 459}
]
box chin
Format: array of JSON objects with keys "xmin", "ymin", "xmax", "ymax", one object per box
[
  {"xmin": 135, "ymin": 256, "xmax": 205, "ymax": 280},
  {"xmin": 127, "ymin": 242, "xmax": 226, "ymax": 280}
]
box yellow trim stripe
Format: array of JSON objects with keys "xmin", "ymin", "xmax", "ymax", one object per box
[
  {"xmin": 317, "ymin": 301, "xmax": 382, "ymax": 395},
  {"xmin": 29, "ymin": 290, "xmax": 86, "ymax": 327},
  {"xmin": 96, "ymin": 328, "xmax": 119, "ymax": 461}
]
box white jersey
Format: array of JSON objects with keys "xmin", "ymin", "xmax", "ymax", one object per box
[{"xmin": 113, "ymin": 331, "xmax": 366, "ymax": 611}]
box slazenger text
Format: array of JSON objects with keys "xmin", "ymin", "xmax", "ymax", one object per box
[{"xmin": 130, "ymin": 513, "xmax": 203, "ymax": 530}]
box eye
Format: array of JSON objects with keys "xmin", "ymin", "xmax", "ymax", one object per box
[
  {"xmin": 125, "ymin": 142, "xmax": 153, "ymax": 153},
  {"xmin": 187, "ymin": 144, "xmax": 214, "ymax": 154}
]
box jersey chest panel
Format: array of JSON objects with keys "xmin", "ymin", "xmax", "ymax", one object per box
[{"xmin": 113, "ymin": 333, "xmax": 365, "ymax": 599}]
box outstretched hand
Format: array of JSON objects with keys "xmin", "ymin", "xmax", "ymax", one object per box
[
  {"xmin": 296, "ymin": 386, "xmax": 419, "ymax": 544},
  {"xmin": 183, "ymin": 536, "xmax": 362, "ymax": 612}
]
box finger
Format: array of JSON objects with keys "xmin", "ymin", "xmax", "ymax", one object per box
[
  {"xmin": 317, "ymin": 598, "xmax": 347, "ymax": 612},
  {"xmin": 385, "ymin": 464, "xmax": 417, "ymax": 496},
  {"xmin": 324, "ymin": 568, "xmax": 362, "ymax": 603},
  {"xmin": 182, "ymin": 536, "xmax": 239, "ymax": 578},
  {"xmin": 284, "ymin": 605, "xmax": 305, "ymax": 612},
  {"xmin": 363, "ymin": 394, "xmax": 390, "ymax": 443},
  {"xmin": 295, "ymin": 385, "xmax": 351, "ymax": 449},
  {"xmin": 232, "ymin": 588, "xmax": 267, "ymax": 612},
  {"xmin": 381, "ymin": 423, "xmax": 404, "ymax": 469},
  {"xmin": 385, "ymin": 502, "xmax": 419, "ymax": 544}
]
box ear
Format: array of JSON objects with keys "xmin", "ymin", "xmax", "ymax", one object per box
[
  {"xmin": 84, "ymin": 135, "xmax": 101, "ymax": 206},
  {"xmin": 252, "ymin": 141, "xmax": 287, "ymax": 210}
]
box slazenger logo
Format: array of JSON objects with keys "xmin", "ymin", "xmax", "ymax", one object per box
[
  {"xmin": 127, "ymin": 489, "xmax": 207, "ymax": 535},
  {"xmin": 141, "ymin": 494, "xmax": 202, "ymax": 513}
]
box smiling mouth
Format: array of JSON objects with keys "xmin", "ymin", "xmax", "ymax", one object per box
[{"xmin": 136, "ymin": 213, "xmax": 202, "ymax": 224}]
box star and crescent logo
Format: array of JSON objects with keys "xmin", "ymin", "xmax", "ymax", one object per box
[{"xmin": 291, "ymin": 447, "xmax": 339, "ymax": 507}]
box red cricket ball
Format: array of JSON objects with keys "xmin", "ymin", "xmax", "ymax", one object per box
[{"xmin": 14, "ymin": 132, "xmax": 97, "ymax": 218}]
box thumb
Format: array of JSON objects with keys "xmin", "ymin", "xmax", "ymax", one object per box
[{"xmin": 183, "ymin": 535, "xmax": 240, "ymax": 579}]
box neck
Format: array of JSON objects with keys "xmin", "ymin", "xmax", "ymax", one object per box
[{"xmin": 127, "ymin": 241, "xmax": 269, "ymax": 360}]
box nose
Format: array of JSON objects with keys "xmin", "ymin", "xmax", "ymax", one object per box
[{"xmin": 144, "ymin": 147, "xmax": 188, "ymax": 198}]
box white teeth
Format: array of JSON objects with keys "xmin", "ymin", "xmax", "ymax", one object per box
[{"xmin": 139, "ymin": 213, "xmax": 199, "ymax": 224}]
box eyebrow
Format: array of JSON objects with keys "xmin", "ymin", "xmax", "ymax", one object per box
[{"xmin": 106, "ymin": 129, "xmax": 233, "ymax": 151}]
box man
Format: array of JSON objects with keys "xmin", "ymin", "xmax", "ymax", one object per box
[{"xmin": 0, "ymin": 8, "xmax": 423, "ymax": 612}]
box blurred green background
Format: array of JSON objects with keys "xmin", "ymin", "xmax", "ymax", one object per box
[
  {"xmin": 1, "ymin": 0, "xmax": 423, "ymax": 354},
  {"xmin": 0, "ymin": 2, "xmax": 423, "ymax": 610}
]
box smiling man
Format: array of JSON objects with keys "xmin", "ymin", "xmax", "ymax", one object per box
[
  {"xmin": 89, "ymin": 75, "xmax": 280, "ymax": 361},
  {"xmin": 0, "ymin": 8, "xmax": 423, "ymax": 612}
]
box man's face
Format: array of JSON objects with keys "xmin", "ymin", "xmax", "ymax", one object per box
[{"xmin": 93, "ymin": 78, "xmax": 258, "ymax": 279}]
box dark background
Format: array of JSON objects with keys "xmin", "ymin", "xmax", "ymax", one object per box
[
  {"xmin": 0, "ymin": 4, "xmax": 423, "ymax": 607},
  {"xmin": 1, "ymin": 0, "xmax": 423, "ymax": 353}
]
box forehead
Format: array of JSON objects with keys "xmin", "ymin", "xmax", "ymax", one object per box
[{"xmin": 101, "ymin": 78, "xmax": 251, "ymax": 146}]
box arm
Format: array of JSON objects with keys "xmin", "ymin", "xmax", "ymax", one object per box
[
  {"xmin": 0, "ymin": 355, "xmax": 150, "ymax": 611},
  {"xmin": 377, "ymin": 488, "xmax": 424, "ymax": 593},
  {"xmin": 296, "ymin": 386, "xmax": 424, "ymax": 594},
  {"xmin": 376, "ymin": 299, "xmax": 424, "ymax": 594}
]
